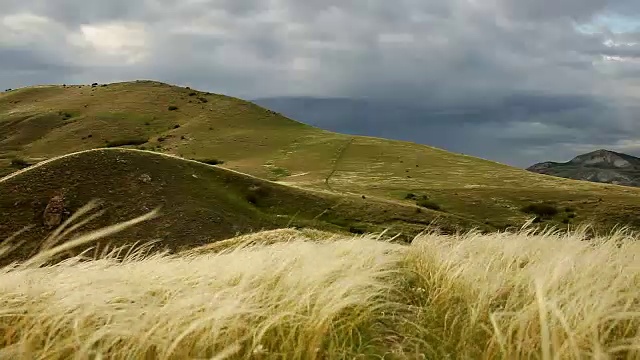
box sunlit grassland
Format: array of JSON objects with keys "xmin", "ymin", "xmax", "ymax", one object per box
[{"xmin": 1, "ymin": 208, "xmax": 639, "ymax": 359}]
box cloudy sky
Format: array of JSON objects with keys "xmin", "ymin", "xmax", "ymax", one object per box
[{"xmin": 1, "ymin": 0, "xmax": 640, "ymax": 167}]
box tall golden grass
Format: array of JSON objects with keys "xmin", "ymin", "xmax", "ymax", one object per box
[{"xmin": 1, "ymin": 207, "xmax": 640, "ymax": 359}]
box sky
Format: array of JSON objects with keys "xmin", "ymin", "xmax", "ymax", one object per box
[{"xmin": 1, "ymin": 0, "xmax": 640, "ymax": 167}]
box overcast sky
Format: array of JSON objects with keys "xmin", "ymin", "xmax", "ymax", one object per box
[{"xmin": 1, "ymin": 0, "xmax": 640, "ymax": 167}]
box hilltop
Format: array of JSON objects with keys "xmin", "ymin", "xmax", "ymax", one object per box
[
  {"xmin": 528, "ymin": 149, "xmax": 640, "ymax": 187},
  {"xmin": 2, "ymin": 81, "xmax": 640, "ymax": 234}
]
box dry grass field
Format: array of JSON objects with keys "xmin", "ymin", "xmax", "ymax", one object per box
[{"xmin": 1, "ymin": 209, "xmax": 639, "ymax": 359}]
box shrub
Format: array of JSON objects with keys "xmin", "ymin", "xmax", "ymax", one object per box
[
  {"xmin": 417, "ymin": 199, "xmax": 441, "ymax": 211},
  {"xmin": 10, "ymin": 158, "xmax": 30, "ymax": 169},
  {"xmin": 168, "ymin": 106, "xmax": 179, "ymax": 111},
  {"xmin": 188, "ymin": 92, "xmax": 197, "ymax": 96},
  {"xmin": 520, "ymin": 203, "xmax": 559, "ymax": 218},
  {"xmin": 269, "ymin": 167, "xmax": 290, "ymax": 178},
  {"xmin": 349, "ymin": 225, "xmax": 366, "ymax": 235},
  {"xmin": 406, "ymin": 193, "xmax": 428, "ymax": 201},
  {"xmin": 246, "ymin": 193, "xmax": 259, "ymax": 205},
  {"xmin": 198, "ymin": 97, "xmax": 208, "ymax": 103},
  {"xmin": 405, "ymin": 193, "xmax": 417, "ymax": 200},
  {"xmin": 194, "ymin": 158, "xmax": 224, "ymax": 166},
  {"xmin": 173, "ymin": 124, "xmax": 180, "ymax": 129},
  {"xmin": 245, "ymin": 185, "xmax": 268, "ymax": 206},
  {"xmin": 105, "ymin": 138, "xmax": 148, "ymax": 148}
]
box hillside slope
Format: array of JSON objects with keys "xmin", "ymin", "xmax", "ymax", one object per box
[
  {"xmin": 528, "ymin": 149, "xmax": 640, "ymax": 187},
  {"xmin": 2, "ymin": 81, "xmax": 640, "ymax": 231},
  {"xmin": 0, "ymin": 148, "xmax": 481, "ymax": 264}
]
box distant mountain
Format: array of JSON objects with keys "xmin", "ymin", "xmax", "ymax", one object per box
[{"xmin": 527, "ymin": 149, "xmax": 640, "ymax": 187}]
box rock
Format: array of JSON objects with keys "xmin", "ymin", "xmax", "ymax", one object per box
[
  {"xmin": 43, "ymin": 196, "xmax": 65, "ymax": 229},
  {"xmin": 139, "ymin": 174, "xmax": 152, "ymax": 183}
]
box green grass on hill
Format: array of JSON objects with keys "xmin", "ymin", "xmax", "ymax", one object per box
[
  {"xmin": 2, "ymin": 80, "xmax": 640, "ymax": 233},
  {"xmin": 0, "ymin": 148, "xmax": 482, "ymax": 264}
]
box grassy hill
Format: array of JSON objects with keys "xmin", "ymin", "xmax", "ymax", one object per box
[
  {"xmin": 2, "ymin": 81, "xmax": 640, "ymax": 233},
  {"xmin": 0, "ymin": 148, "xmax": 482, "ymax": 264}
]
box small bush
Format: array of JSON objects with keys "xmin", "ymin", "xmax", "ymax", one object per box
[
  {"xmin": 520, "ymin": 203, "xmax": 559, "ymax": 218},
  {"xmin": 58, "ymin": 111, "xmax": 73, "ymax": 120},
  {"xmin": 269, "ymin": 167, "xmax": 290, "ymax": 178},
  {"xmin": 91, "ymin": 83, "xmax": 98, "ymax": 87},
  {"xmin": 246, "ymin": 193, "xmax": 259, "ymax": 205},
  {"xmin": 349, "ymin": 225, "xmax": 366, "ymax": 235},
  {"xmin": 168, "ymin": 106, "xmax": 179, "ymax": 111},
  {"xmin": 194, "ymin": 158, "xmax": 224, "ymax": 166},
  {"xmin": 188, "ymin": 92, "xmax": 197, "ymax": 96},
  {"xmin": 198, "ymin": 97, "xmax": 208, "ymax": 103},
  {"xmin": 10, "ymin": 158, "xmax": 30, "ymax": 169},
  {"xmin": 405, "ymin": 193, "xmax": 417, "ymax": 200},
  {"xmin": 406, "ymin": 193, "xmax": 428, "ymax": 201},
  {"xmin": 417, "ymin": 199, "xmax": 441, "ymax": 211},
  {"xmin": 105, "ymin": 138, "xmax": 148, "ymax": 148},
  {"xmin": 245, "ymin": 185, "xmax": 268, "ymax": 206},
  {"xmin": 173, "ymin": 124, "xmax": 181, "ymax": 129}
]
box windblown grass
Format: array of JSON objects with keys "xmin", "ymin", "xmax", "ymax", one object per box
[{"xmin": 1, "ymin": 208, "xmax": 640, "ymax": 359}]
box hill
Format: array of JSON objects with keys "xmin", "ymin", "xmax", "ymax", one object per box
[
  {"xmin": 527, "ymin": 149, "xmax": 640, "ymax": 187},
  {"xmin": 0, "ymin": 148, "xmax": 483, "ymax": 264},
  {"xmin": 3, "ymin": 81, "xmax": 640, "ymax": 233}
]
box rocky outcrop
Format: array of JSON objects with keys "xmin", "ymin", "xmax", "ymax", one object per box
[
  {"xmin": 527, "ymin": 149, "xmax": 640, "ymax": 187},
  {"xmin": 43, "ymin": 195, "xmax": 66, "ymax": 229}
]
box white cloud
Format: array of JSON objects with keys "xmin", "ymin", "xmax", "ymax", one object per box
[
  {"xmin": 0, "ymin": 13, "xmax": 62, "ymax": 45},
  {"xmin": 69, "ymin": 22, "xmax": 149, "ymax": 65}
]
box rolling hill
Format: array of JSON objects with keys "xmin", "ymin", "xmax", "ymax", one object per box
[
  {"xmin": 0, "ymin": 148, "xmax": 483, "ymax": 264},
  {"xmin": 2, "ymin": 80, "xmax": 640, "ymax": 238},
  {"xmin": 528, "ymin": 149, "xmax": 640, "ymax": 187}
]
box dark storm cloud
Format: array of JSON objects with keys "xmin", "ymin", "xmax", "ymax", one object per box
[
  {"xmin": 0, "ymin": 47, "xmax": 71, "ymax": 72},
  {"xmin": 1, "ymin": 0, "xmax": 640, "ymax": 166}
]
